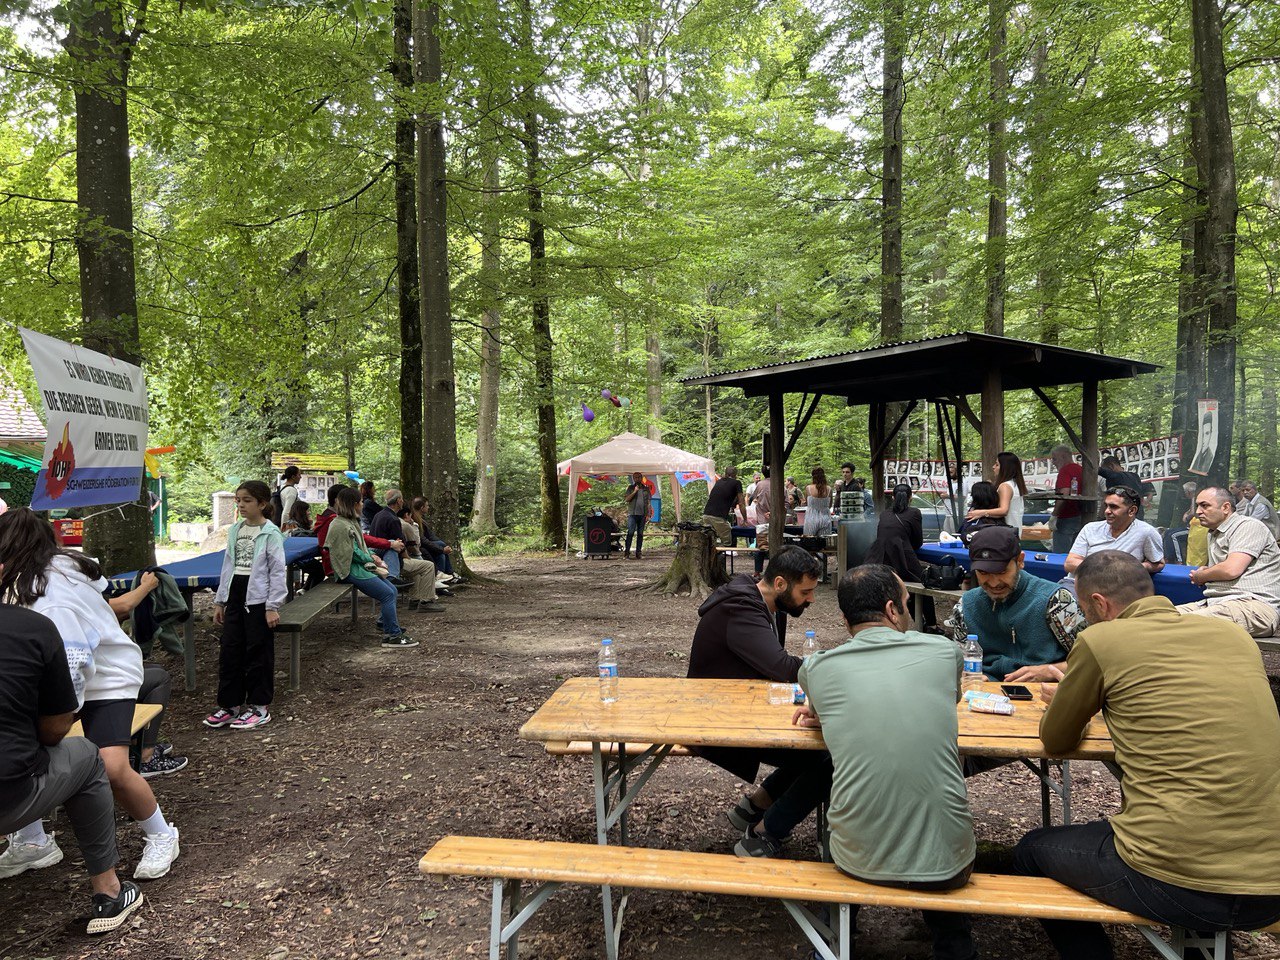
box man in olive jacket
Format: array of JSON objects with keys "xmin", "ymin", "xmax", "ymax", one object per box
[{"xmin": 687, "ymin": 545, "xmax": 827, "ymax": 857}]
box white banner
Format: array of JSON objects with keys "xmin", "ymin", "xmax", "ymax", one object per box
[{"xmin": 21, "ymin": 328, "xmax": 148, "ymax": 509}]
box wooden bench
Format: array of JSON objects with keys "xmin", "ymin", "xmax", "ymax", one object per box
[
  {"xmin": 275, "ymin": 581, "xmax": 358, "ymax": 690},
  {"xmin": 70, "ymin": 703, "xmax": 163, "ymax": 772},
  {"xmin": 545, "ymin": 740, "xmax": 692, "ymax": 758},
  {"xmin": 904, "ymin": 582, "xmax": 965, "ymax": 631},
  {"xmin": 421, "ymin": 835, "xmax": 1273, "ymax": 960}
]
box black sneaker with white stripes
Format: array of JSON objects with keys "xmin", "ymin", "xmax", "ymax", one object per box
[{"xmin": 87, "ymin": 881, "xmax": 144, "ymax": 934}]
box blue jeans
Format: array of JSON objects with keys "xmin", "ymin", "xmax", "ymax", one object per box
[
  {"xmin": 1052, "ymin": 515, "xmax": 1084, "ymax": 554},
  {"xmin": 426, "ymin": 541, "xmax": 454, "ymax": 576},
  {"xmin": 342, "ymin": 574, "xmax": 402, "ymax": 636},
  {"xmin": 374, "ymin": 548, "xmax": 402, "ymax": 578},
  {"xmin": 1014, "ymin": 820, "xmax": 1280, "ymax": 959},
  {"xmin": 625, "ymin": 514, "xmax": 647, "ymax": 556}
]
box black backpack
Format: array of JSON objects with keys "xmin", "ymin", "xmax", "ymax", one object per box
[{"xmin": 270, "ymin": 484, "xmax": 286, "ymax": 525}]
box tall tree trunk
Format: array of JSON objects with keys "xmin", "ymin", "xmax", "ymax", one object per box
[
  {"xmin": 1028, "ymin": 26, "xmax": 1061, "ymax": 450},
  {"xmin": 342, "ymin": 365, "xmax": 357, "ymax": 470},
  {"xmin": 636, "ymin": 19, "xmax": 662, "ymax": 441},
  {"xmin": 881, "ymin": 0, "xmax": 904, "ymax": 343},
  {"xmin": 414, "ymin": 0, "xmax": 466, "ymax": 559},
  {"xmin": 1235, "ymin": 359, "xmax": 1247, "ymax": 479},
  {"xmin": 1191, "ymin": 0, "xmax": 1237, "ymax": 485},
  {"xmin": 394, "ymin": 0, "xmax": 423, "ymax": 497},
  {"xmin": 521, "ymin": 0, "xmax": 565, "ymax": 548},
  {"xmin": 64, "ymin": 0, "xmax": 154, "ymax": 575},
  {"xmin": 470, "ymin": 140, "xmax": 502, "ymax": 534},
  {"xmin": 1261, "ymin": 383, "xmax": 1277, "ymax": 497},
  {"xmin": 984, "ymin": 0, "xmax": 1008, "ymax": 337}
]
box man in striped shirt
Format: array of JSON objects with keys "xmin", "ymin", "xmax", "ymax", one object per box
[{"xmin": 1177, "ymin": 487, "xmax": 1280, "ymax": 638}]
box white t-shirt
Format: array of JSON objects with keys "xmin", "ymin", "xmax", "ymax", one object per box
[
  {"xmin": 278, "ymin": 483, "xmax": 299, "ymax": 528},
  {"xmin": 1001, "ymin": 480, "xmax": 1025, "ymax": 532},
  {"xmin": 1069, "ymin": 519, "xmax": 1164, "ymax": 565},
  {"xmin": 234, "ymin": 523, "xmax": 267, "ymax": 575}
]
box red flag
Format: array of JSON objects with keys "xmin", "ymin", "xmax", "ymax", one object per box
[{"xmin": 577, "ymin": 477, "xmax": 592, "ymax": 493}]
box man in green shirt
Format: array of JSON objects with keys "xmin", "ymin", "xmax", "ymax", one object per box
[
  {"xmin": 1016, "ymin": 550, "xmax": 1280, "ymax": 959},
  {"xmin": 794, "ymin": 565, "xmax": 977, "ymax": 960}
]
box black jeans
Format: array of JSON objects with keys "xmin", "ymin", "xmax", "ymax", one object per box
[
  {"xmin": 1014, "ymin": 820, "xmax": 1280, "ymax": 960},
  {"xmin": 756, "ymin": 748, "xmax": 833, "ymax": 842},
  {"xmin": 218, "ymin": 574, "xmax": 275, "ymax": 710},
  {"xmin": 138, "ymin": 662, "xmax": 171, "ymax": 749},
  {"xmin": 839, "ymin": 863, "xmax": 977, "ymax": 960}
]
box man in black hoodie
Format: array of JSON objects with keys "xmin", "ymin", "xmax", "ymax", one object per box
[{"xmin": 687, "ymin": 545, "xmax": 826, "ymax": 857}]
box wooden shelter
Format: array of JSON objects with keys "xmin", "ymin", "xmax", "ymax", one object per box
[{"xmin": 681, "ymin": 332, "xmax": 1160, "ymax": 554}]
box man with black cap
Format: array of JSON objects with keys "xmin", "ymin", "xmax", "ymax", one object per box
[{"xmin": 948, "ymin": 525, "xmax": 1081, "ymax": 682}]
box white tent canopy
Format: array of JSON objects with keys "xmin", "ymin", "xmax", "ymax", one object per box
[{"xmin": 558, "ymin": 432, "xmax": 715, "ymax": 548}]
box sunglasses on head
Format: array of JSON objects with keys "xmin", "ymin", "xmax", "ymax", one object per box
[{"xmin": 1105, "ymin": 486, "xmax": 1140, "ymax": 506}]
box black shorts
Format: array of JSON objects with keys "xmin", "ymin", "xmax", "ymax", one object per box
[{"xmin": 78, "ymin": 698, "xmax": 135, "ymax": 749}]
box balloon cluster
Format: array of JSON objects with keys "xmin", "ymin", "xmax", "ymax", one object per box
[{"xmin": 583, "ymin": 388, "xmax": 631, "ymax": 421}]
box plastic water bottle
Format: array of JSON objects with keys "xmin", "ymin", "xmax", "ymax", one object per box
[
  {"xmin": 962, "ymin": 635, "xmax": 984, "ymax": 691},
  {"xmin": 598, "ymin": 638, "xmax": 619, "ymax": 703},
  {"xmin": 803, "ymin": 629, "xmax": 819, "ymax": 659}
]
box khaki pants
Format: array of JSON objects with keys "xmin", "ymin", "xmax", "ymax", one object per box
[
  {"xmin": 400, "ymin": 556, "xmax": 437, "ymax": 602},
  {"xmin": 1175, "ymin": 596, "xmax": 1279, "ymax": 638},
  {"xmin": 701, "ymin": 515, "xmax": 732, "ymax": 545}
]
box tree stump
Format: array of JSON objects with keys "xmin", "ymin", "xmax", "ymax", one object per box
[{"xmin": 642, "ymin": 526, "xmax": 730, "ymax": 598}]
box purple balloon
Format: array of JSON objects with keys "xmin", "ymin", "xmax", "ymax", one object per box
[
  {"xmin": 601, "ymin": 389, "xmax": 612, "ymax": 399},
  {"xmin": 582, "ymin": 403, "xmax": 595, "ymax": 422}
]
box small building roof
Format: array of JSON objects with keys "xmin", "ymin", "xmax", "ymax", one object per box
[
  {"xmin": 0, "ymin": 376, "xmax": 46, "ymax": 443},
  {"xmin": 680, "ymin": 332, "xmax": 1158, "ymax": 402}
]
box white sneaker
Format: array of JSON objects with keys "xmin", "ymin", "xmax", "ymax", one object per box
[
  {"xmin": 0, "ymin": 834, "xmax": 63, "ymax": 878},
  {"xmin": 134, "ymin": 826, "xmax": 180, "ymax": 880}
]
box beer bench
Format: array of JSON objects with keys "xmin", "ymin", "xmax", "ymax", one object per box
[
  {"xmin": 419, "ymin": 835, "xmax": 1272, "ymax": 960},
  {"xmin": 903, "ymin": 583, "xmax": 966, "ymax": 631},
  {"xmin": 70, "ymin": 703, "xmax": 162, "ymax": 772},
  {"xmin": 274, "ymin": 581, "xmax": 358, "ymax": 690}
]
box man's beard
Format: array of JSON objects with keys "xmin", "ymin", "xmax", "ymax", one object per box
[{"xmin": 776, "ymin": 588, "xmax": 810, "ymax": 617}]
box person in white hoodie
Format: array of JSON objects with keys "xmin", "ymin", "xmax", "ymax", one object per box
[{"xmin": 0, "ymin": 508, "xmax": 180, "ymax": 881}]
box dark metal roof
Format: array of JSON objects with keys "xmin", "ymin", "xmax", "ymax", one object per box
[{"xmin": 679, "ymin": 332, "xmax": 1159, "ymax": 403}]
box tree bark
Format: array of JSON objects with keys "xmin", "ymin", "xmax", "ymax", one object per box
[
  {"xmin": 643, "ymin": 526, "xmax": 729, "ymax": 599},
  {"xmin": 1170, "ymin": 118, "xmax": 1207, "ymax": 515},
  {"xmin": 414, "ymin": 0, "xmax": 466, "ymax": 562},
  {"xmin": 1235, "ymin": 359, "xmax": 1247, "ymax": 479},
  {"xmin": 881, "ymin": 0, "xmax": 904, "ymax": 343},
  {"xmin": 470, "ymin": 139, "xmax": 502, "ymax": 534},
  {"xmin": 984, "ymin": 0, "xmax": 1008, "ymax": 336},
  {"xmin": 1191, "ymin": 0, "xmax": 1237, "ymax": 485},
  {"xmin": 636, "ymin": 18, "xmax": 663, "ymax": 441},
  {"xmin": 64, "ymin": 0, "xmax": 154, "ymax": 575},
  {"xmin": 1261, "ymin": 383, "xmax": 1277, "ymax": 497},
  {"xmin": 394, "ymin": 0, "xmax": 423, "ymax": 498},
  {"xmin": 520, "ymin": 0, "xmax": 565, "ymax": 549},
  {"xmin": 342, "ymin": 365, "xmax": 357, "ymax": 471}
]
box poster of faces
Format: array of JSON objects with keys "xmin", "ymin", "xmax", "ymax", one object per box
[
  {"xmin": 881, "ymin": 435, "xmax": 1183, "ymax": 492},
  {"xmin": 297, "ymin": 472, "xmax": 345, "ymax": 504}
]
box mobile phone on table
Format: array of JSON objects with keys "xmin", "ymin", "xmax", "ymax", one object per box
[{"xmin": 1001, "ymin": 684, "xmax": 1033, "ymax": 700}]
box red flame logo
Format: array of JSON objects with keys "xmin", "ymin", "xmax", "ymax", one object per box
[{"xmin": 45, "ymin": 423, "xmax": 75, "ymax": 500}]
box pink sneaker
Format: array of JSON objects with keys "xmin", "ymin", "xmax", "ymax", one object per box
[
  {"xmin": 203, "ymin": 707, "xmax": 237, "ymax": 729},
  {"xmin": 229, "ymin": 706, "xmax": 271, "ymax": 731}
]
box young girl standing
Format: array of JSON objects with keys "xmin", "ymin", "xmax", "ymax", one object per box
[{"xmin": 206, "ymin": 481, "xmax": 286, "ymax": 730}]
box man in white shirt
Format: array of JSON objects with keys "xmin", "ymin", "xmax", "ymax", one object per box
[
  {"xmin": 1063, "ymin": 486, "xmax": 1164, "ymax": 576},
  {"xmin": 1237, "ymin": 480, "xmax": 1278, "ymax": 538}
]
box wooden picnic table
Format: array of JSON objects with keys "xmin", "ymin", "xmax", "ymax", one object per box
[
  {"xmin": 521, "ymin": 676, "xmax": 1110, "ymax": 953},
  {"xmin": 521, "ymin": 676, "xmax": 1109, "ymax": 760}
]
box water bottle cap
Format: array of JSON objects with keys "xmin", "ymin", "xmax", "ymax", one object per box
[
  {"xmin": 601, "ymin": 638, "xmax": 613, "ymax": 645},
  {"xmin": 966, "ymin": 635, "xmax": 978, "ymax": 641},
  {"xmin": 805, "ymin": 630, "xmax": 816, "ymax": 638}
]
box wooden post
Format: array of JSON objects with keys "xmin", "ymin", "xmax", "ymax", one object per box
[
  {"xmin": 768, "ymin": 391, "xmax": 786, "ymax": 558},
  {"xmin": 869, "ymin": 402, "xmax": 885, "ymax": 512},
  {"xmin": 1081, "ymin": 379, "xmax": 1100, "ymax": 505},
  {"xmin": 980, "ymin": 368, "xmax": 1004, "ymax": 479}
]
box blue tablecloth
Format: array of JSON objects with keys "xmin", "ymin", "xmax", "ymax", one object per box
[
  {"xmin": 110, "ymin": 537, "xmax": 321, "ymax": 591},
  {"xmin": 918, "ymin": 541, "xmax": 1205, "ymax": 605}
]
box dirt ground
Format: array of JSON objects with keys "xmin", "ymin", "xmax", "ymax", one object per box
[{"xmin": 3, "ymin": 548, "xmax": 1279, "ymax": 960}]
